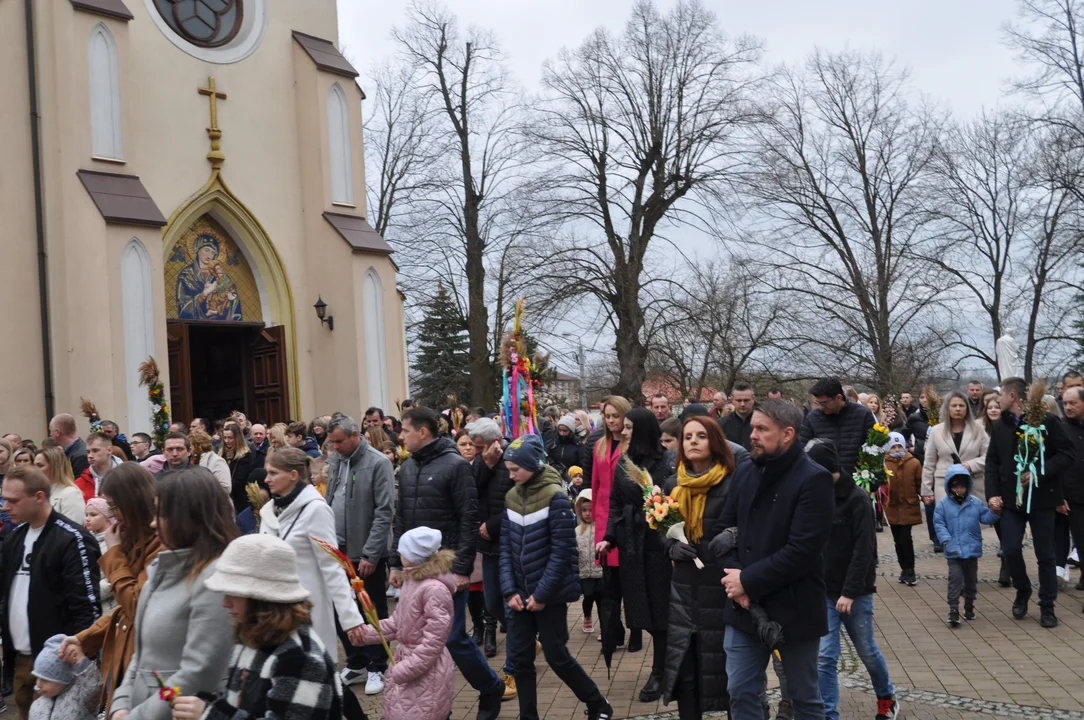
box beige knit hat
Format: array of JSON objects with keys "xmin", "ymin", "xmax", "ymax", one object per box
[{"xmin": 204, "ymin": 534, "xmax": 310, "ymax": 603}]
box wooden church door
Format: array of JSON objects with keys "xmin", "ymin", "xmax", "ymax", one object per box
[{"xmin": 248, "ymin": 325, "xmax": 289, "ymax": 424}]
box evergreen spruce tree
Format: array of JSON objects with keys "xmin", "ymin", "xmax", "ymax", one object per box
[{"xmin": 413, "ymin": 282, "xmax": 471, "ymax": 409}]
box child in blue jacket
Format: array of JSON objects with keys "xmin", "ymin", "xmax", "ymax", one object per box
[{"xmin": 933, "ymin": 464, "xmax": 1000, "ymax": 626}]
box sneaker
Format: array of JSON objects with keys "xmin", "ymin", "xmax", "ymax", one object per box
[
  {"xmin": 963, "ymin": 606, "xmax": 976, "ymax": 621},
  {"xmin": 1070, "ymin": 547, "xmax": 1080, "ymax": 566},
  {"xmin": 1057, "ymin": 565, "xmax": 1070, "ymax": 585},
  {"xmin": 0, "ymin": 697, "xmax": 7, "ymax": 714},
  {"xmin": 583, "ymin": 617, "xmax": 594, "ymax": 633},
  {"xmin": 597, "ymin": 631, "xmax": 602, "ymax": 642},
  {"xmin": 501, "ymin": 673, "xmax": 518, "ymax": 701},
  {"xmin": 933, "ymin": 542, "xmax": 944, "ymax": 554},
  {"xmin": 364, "ymin": 671, "xmax": 384, "ymax": 695},
  {"xmin": 586, "ymin": 700, "xmax": 614, "ymax": 720},
  {"xmin": 876, "ymin": 695, "xmax": 900, "ymax": 720},
  {"xmin": 386, "ymin": 585, "xmax": 396, "ymax": 598},
  {"xmin": 340, "ymin": 668, "xmax": 367, "ymax": 687},
  {"xmin": 947, "ymin": 608, "xmax": 960, "ymax": 627},
  {"xmin": 901, "ymin": 569, "xmax": 917, "ymax": 586}
]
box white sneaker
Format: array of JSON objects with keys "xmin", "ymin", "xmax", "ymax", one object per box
[
  {"xmin": 340, "ymin": 668, "xmax": 366, "ymax": 686},
  {"xmin": 364, "ymin": 671, "xmax": 384, "ymax": 695},
  {"xmin": 1058, "ymin": 565, "xmax": 1070, "ymax": 583},
  {"xmin": 385, "ymin": 586, "xmax": 397, "ymax": 598}
]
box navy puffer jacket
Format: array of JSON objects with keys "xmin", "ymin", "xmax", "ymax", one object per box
[{"xmin": 500, "ymin": 466, "xmax": 580, "ymax": 604}]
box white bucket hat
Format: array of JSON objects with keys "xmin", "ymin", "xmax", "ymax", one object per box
[{"xmin": 204, "ymin": 534, "xmax": 310, "ymax": 603}]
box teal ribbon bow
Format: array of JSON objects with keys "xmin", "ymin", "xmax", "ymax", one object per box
[{"xmin": 1014, "ymin": 424, "xmax": 1046, "ymax": 513}]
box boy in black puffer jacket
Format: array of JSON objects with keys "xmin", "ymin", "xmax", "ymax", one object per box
[
  {"xmin": 500, "ymin": 434, "xmax": 614, "ymax": 720},
  {"xmin": 809, "ymin": 440, "xmax": 899, "ymax": 720}
]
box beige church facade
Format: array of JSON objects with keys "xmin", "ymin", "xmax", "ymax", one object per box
[{"xmin": 1, "ymin": 0, "xmax": 407, "ymax": 438}]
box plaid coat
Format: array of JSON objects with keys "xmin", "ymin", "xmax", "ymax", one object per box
[{"xmin": 197, "ymin": 624, "xmax": 342, "ymax": 720}]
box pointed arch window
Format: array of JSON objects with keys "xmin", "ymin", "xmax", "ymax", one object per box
[
  {"xmin": 363, "ymin": 268, "xmax": 389, "ymax": 410},
  {"xmin": 89, "ymin": 24, "xmax": 124, "ymax": 160},
  {"xmin": 327, "ymin": 83, "xmax": 353, "ymax": 204},
  {"xmin": 122, "ymin": 238, "xmax": 155, "ymax": 433}
]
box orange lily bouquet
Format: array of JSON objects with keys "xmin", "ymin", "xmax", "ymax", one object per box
[
  {"xmin": 621, "ymin": 457, "xmax": 684, "ymax": 533},
  {"xmin": 311, "ymin": 537, "xmax": 395, "ymax": 665}
]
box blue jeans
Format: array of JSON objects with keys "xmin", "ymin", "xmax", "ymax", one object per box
[
  {"xmin": 448, "ymin": 588, "xmax": 504, "ymax": 696},
  {"xmin": 725, "ymin": 626, "xmax": 822, "ymax": 720},
  {"xmin": 481, "ymin": 552, "xmax": 514, "ymax": 674},
  {"xmin": 1001, "ymin": 507, "xmax": 1058, "ymax": 609},
  {"xmin": 818, "ymin": 595, "xmax": 894, "ymax": 720}
]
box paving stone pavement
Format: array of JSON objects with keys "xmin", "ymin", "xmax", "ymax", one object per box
[{"xmin": 5, "ymin": 527, "xmax": 1083, "ymax": 719}]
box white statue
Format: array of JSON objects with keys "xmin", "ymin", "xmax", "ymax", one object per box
[{"xmin": 996, "ymin": 334, "xmax": 1022, "ymax": 381}]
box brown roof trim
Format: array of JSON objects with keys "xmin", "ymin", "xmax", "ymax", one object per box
[
  {"xmin": 292, "ymin": 31, "xmax": 359, "ymax": 78},
  {"xmin": 77, "ymin": 170, "xmax": 167, "ymax": 227},
  {"xmin": 70, "ymin": 0, "xmax": 134, "ymax": 21},
  {"xmin": 323, "ymin": 212, "xmax": 393, "ymax": 255}
]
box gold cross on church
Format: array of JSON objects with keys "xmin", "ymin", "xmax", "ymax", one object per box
[{"xmin": 198, "ymin": 76, "xmax": 228, "ymax": 169}]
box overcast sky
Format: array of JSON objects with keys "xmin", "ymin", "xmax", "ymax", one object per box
[
  {"xmin": 335, "ymin": 0, "xmax": 1032, "ymax": 372},
  {"xmin": 337, "ymin": 0, "xmax": 1025, "ymax": 116}
]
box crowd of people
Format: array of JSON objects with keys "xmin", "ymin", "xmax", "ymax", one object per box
[{"xmin": 0, "ymin": 370, "xmax": 1080, "ymax": 720}]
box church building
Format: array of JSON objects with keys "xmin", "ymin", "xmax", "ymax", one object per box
[{"xmin": 1, "ymin": 0, "xmax": 408, "ymax": 437}]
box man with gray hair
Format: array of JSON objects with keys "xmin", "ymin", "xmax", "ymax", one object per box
[
  {"xmin": 714, "ymin": 399, "xmax": 835, "ymax": 720},
  {"xmin": 326, "ymin": 414, "xmax": 395, "ymax": 695},
  {"xmin": 467, "ymin": 417, "xmax": 518, "ymax": 698}
]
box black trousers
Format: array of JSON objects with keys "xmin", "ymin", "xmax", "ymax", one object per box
[
  {"xmin": 674, "ymin": 635, "xmax": 703, "ymax": 720},
  {"xmin": 890, "ymin": 524, "xmax": 915, "ymax": 570},
  {"xmin": 924, "ymin": 501, "xmax": 938, "ymax": 543},
  {"xmin": 581, "ymin": 577, "xmax": 600, "ymax": 620},
  {"xmin": 336, "ymin": 557, "xmax": 390, "ymax": 673},
  {"xmin": 509, "ymin": 603, "xmax": 605, "ymax": 720},
  {"xmin": 1056, "ymin": 506, "xmax": 1084, "ymax": 566}
]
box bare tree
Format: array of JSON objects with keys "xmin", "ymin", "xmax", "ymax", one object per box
[
  {"xmin": 917, "ymin": 111, "xmax": 1083, "ymax": 379},
  {"xmin": 645, "ymin": 258, "xmax": 786, "ymax": 395},
  {"xmin": 391, "ymin": 1, "xmax": 524, "ymax": 407},
  {"xmin": 744, "ymin": 50, "xmax": 944, "ymax": 394},
  {"xmin": 528, "ymin": 0, "xmax": 763, "ymax": 402},
  {"xmin": 363, "ymin": 58, "xmax": 440, "ymax": 239}
]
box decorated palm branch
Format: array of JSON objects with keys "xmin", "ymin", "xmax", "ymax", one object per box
[
  {"xmin": 311, "ymin": 536, "xmax": 394, "ymax": 665},
  {"xmin": 500, "ymin": 299, "xmax": 546, "ymax": 439},
  {"xmin": 1015, "ymin": 379, "xmax": 1048, "ymax": 512},
  {"xmin": 80, "ymin": 397, "xmax": 103, "ymax": 433},
  {"xmin": 138, "ymin": 357, "xmax": 171, "ymax": 451}
]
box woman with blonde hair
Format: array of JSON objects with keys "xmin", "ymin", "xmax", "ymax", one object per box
[
  {"xmin": 585, "ymin": 395, "xmax": 631, "ymax": 647},
  {"xmin": 221, "ymin": 422, "xmax": 254, "ymax": 514},
  {"xmin": 864, "ymin": 393, "xmax": 885, "ymax": 424},
  {"xmin": 268, "ymin": 423, "xmax": 288, "ymax": 450},
  {"xmin": 34, "ymin": 446, "xmax": 85, "ymax": 524},
  {"xmin": 0, "ymin": 437, "xmax": 12, "ymax": 483}
]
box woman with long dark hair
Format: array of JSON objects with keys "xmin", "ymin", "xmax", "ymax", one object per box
[
  {"xmin": 660, "ymin": 416, "xmax": 737, "ymax": 719},
  {"xmin": 60, "ymin": 462, "xmax": 160, "ymax": 712},
  {"xmin": 221, "ymin": 422, "xmax": 253, "ymax": 514},
  {"xmin": 106, "ymin": 469, "xmax": 237, "ymax": 720},
  {"xmin": 604, "ymin": 407, "xmax": 674, "ymax": 701},
  {"xmin": 587, "ymin": 396, "xmax": 631, "ymax": 648}
]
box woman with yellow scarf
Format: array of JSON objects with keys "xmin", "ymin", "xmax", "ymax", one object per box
[{"xmin": 659, "ymin": 416, "xmax": 737, "ymax": 720}]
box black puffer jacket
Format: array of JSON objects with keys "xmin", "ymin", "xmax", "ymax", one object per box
[
  {"xmin": 604, "ymin": 451, "xmax": 674, "ymax": 632},
  {"xmin": 660, "ymin": 469, "xmax": 731, "ymax": 712},
  {"xmin": 799, "ymin": 401, "xmax": 875, "ymax": 481},
  {"xmin": 986, "ymin": 411, "xmax": 1071, "ymax": 511},
  {"xmin": 904, "ymin": 409, "xmax": 931, "ymax": 464},
  {"xmin": 1061, "ymin": 416, "xmax": 1084, "ymax": 504},
  {"xmin": 551, "ymin": 435, "xmax": 587, "ymax": 475},
  {"xmin": 474, "ymin": 451, "xmax": 513, "ymax": 555},
  {"xmin": 718, "ymin": 412, "xmax": 753, "ymax": 451},
  {"xmin": 823, "ymin": 475, "xmax": 877, "ymax": 600},
  {"xmin": 393, "ymin": 437, "xmax": 478, "ymax": 575}
]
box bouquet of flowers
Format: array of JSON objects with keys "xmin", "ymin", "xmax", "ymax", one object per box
[
  {"xmin": 311, "ymin": 536, "xmax": 395, "ymax": 665},
  {"xmin": 924, "ymin": 386, "xmax": 942, "ymax": 427},
  {"xmin": 1015, "ymin": 379, "xmax": 1048, "ymax": 512},
  {"xmin": 854, "ymin": 423, "xmax": 891, "ymax": 492}
]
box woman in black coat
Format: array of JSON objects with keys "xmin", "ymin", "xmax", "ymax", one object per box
[
  {"xmin": 221, "ymin": 422, "xmax": 255, "ymax": 514},
  {"xmin": 603, "ymin": 408, "xmax": 674, "ymax": 702},
  {"xmin": 660, "ymin": 415, "xmax": 737, "ymax": 720}
]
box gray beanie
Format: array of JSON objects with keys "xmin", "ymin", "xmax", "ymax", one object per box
[
  {"xmin": 33, "ymin": 634, "xmax": 75, "ymax": 685},
  {"xmin": 557, "ymin": 414, "xmax": 577, "ymax": 433}
]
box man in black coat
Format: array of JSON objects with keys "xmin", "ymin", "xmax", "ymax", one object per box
[
  {"xmin": 1, "ymin": 466, "xmax": 101, "ymax": 718},
  {"xmin": 807, "ymin": 442, "xmax": 899, "ymax": 720},
  {"xmin": 719, "ymin": 382, "xmax": 755, "ymax": 451},
  {"xmin": 467, "ymin": 417, "xmax": 516, "ymax": 677},
  {"xmin": 986, "ymin": 377, "xmax": 1073, "ymax": 627},
  {"xmin": 1060, "ymin": 387, "xmax": 1084, "ymax": 594},
  {"xmin": 390, "ymin": 407, "xmax": 506, "ymax": 720},
  {"xmin": 715, "ymin": 399, "xmax": 834, "ymax": 720},
  {"xmin": 798, "ymin": 377, "xmax": 875, "ymax": 483}
]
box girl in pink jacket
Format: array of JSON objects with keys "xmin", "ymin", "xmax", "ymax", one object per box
[{"xmin": 359, "ymin": 527, "xmax": 455, "ymax": 720}]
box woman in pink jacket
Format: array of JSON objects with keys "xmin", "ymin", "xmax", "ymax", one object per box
[{"xmin": 358, "ymin": 527, "xmax": 455, "ymax": 720}]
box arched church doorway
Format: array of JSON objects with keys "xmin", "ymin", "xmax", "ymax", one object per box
[{"xmin": 163, "ymin": 212, "xmax": 292, "ymax": 425}]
